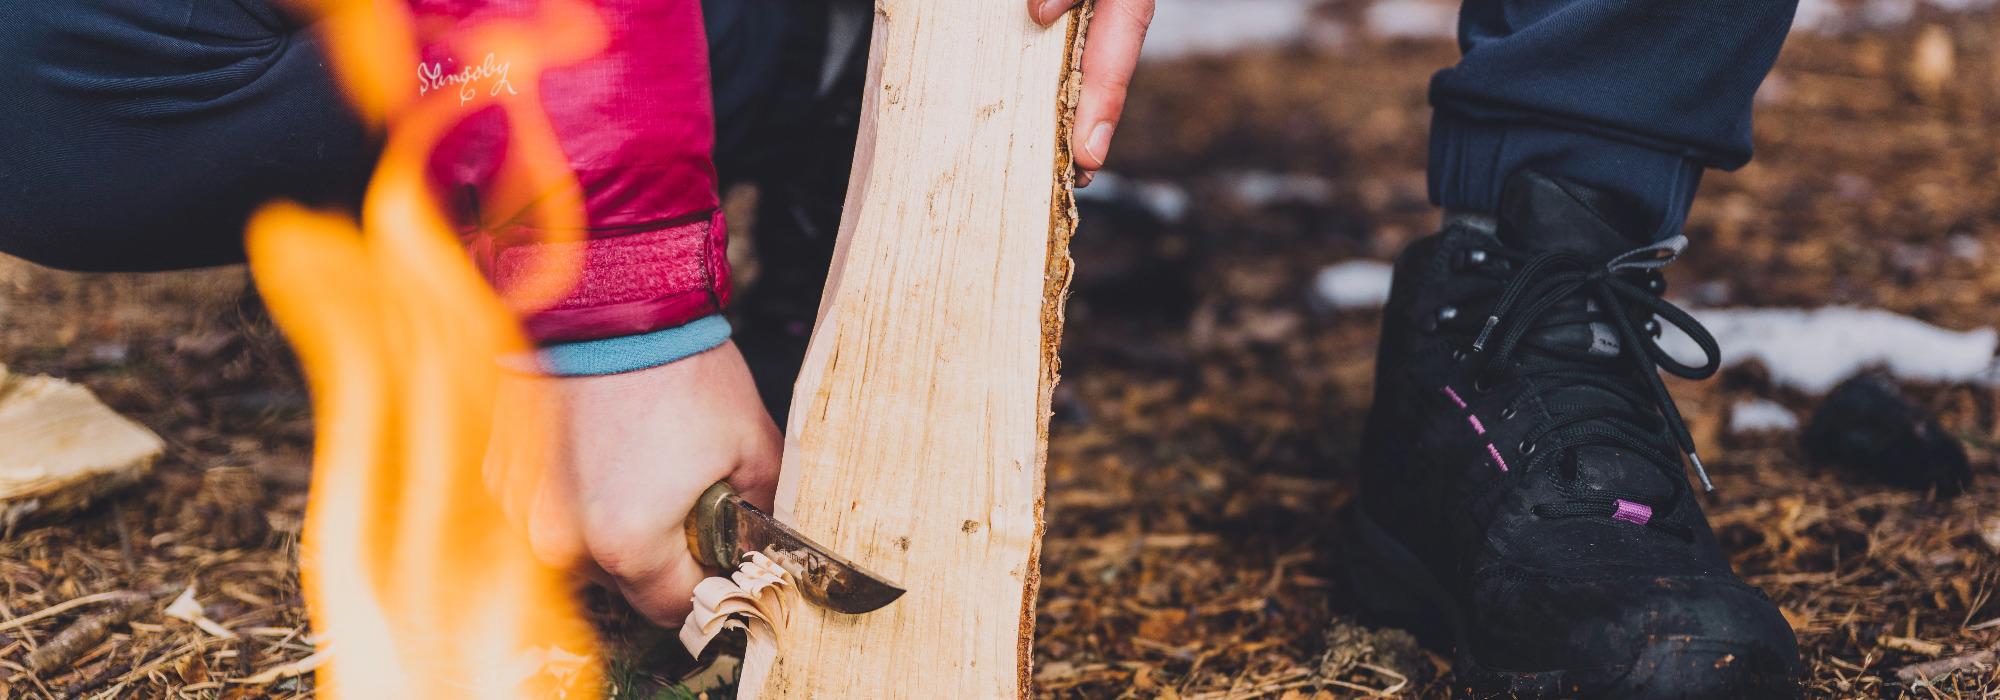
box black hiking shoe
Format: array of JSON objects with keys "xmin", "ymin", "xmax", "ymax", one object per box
[{"xmin": 1349, "ymin": 170, "xmax": 1801, "ymax": 698}]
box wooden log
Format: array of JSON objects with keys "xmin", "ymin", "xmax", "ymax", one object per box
[
  {"xmin": 0, "ymin": 366, "xmax": 164, "ymax": 530},
  {"xmin": 750, "ymin": 1, "xmax": 1088, "ymax": 697}
]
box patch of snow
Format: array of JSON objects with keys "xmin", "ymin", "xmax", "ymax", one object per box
[
  {"xmin": 1948, "ymin": 234, "xmax": 1983, "ymax": 262},
  {"xmin": 1144, "ymin": 0, "xmax": 1320, "ymax": 60},
  {"xmin": 1661, "ymin": 306, "xmax": 2000, "ymax": 394},
  {"xmin": 1792, "ymin": 0, "xmax": 1847, "ymax": 33},
  {"xmin": 1226, "ymin": 171, "xmax": 1336, "ymax": 208},
  {"xmin": 1683, "ymin": 280, "xmax": 1734, "ymax": 307},
  {"xmin": 1791, "ymin": 0, "xmax": 1992, "ymax": 33},
  {"xmin": 1366, "ymin": 0, "xmax": 1458, "ymax": 39},
  {"xmin": 1075, "ymin": 172, "xmax": 1192, "ymax": 224},
  {"xmin": 1729, "ymin": 398, "xmax": 1800, "ymax": 434},
  {"xmin": 1863, "ymin": 0, "xmax": 1919, "ymax": 26},
  {"xmin": 1313, "ymin": 260, "xmax": 1395, "ymax": 310}
]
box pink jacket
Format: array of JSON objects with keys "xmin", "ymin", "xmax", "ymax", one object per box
[{"xmin": 412, "ymin": 0, "xmax": 728, "ymax": 345}]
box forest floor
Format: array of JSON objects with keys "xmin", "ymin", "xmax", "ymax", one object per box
[{"xmin": 3, "ymin": 4, "xmax": 1999, "ymax": 699}]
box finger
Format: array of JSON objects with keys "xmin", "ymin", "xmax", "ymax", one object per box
[
  {"xmin": 1029, "ymin": 0, "xmax": 1083, "ymax": 26},
  {"xmin": 728, "ymin": 413, "xmax": 784, "ymax": 512},
  {"xmin": 1076, "ymin": 169, "xmax": 1095, "ymax": 188},
  {"xmin": 526, "ymin": 480, "xmax": 587, "ymax": 568},
  {"xmin": 590, "ymin": 532, "xmax": 708, "ymax": 626},
  {"xmin": 616, "ymin": 552, "xmax": 709, "ymax": 626},
  {"xmin": 1073, "ymin": 0, "xmax": 1152, "ymax": 172}
]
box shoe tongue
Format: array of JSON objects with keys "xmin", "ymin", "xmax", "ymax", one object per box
[
  {"xmin": 1492, "ymin": 172, "xmax": 1678, "ymax": 498},
  {"xmin": 1490, "ymin": 171, "xmax": 1656, "ymax": 360},
  {"xmin": 1495, "ymin": 170, "xmax": 1655, "ymax": 261}
]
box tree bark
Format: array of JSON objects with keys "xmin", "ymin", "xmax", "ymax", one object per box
[{"xmin": 749, "ymin": 2, "xmax": 1087, "ymax": 697}]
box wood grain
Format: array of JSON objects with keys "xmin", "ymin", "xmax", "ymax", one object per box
[
  {"xmin": 0, "ymin": 367, "xmax": 163, "ymax": 528},
  {"xmin": 752, "ymin": 1, "xmax": 1086, "ymax": 696}
]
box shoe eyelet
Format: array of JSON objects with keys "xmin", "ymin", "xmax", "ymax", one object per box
[
  {"xmin": 1646, "ymin": 276, "xmax": 1668, "ymax": 294},
  {"xmin": 1472, "ymin": 376, "xmax": 1491, "ymax": 393},
  {"xmin": 1500, "ymin": 407, "xmax": 1517, "ymax": 421},
  {"xmin": 1451, "ymin": 348, "xmax": 1468, "ymax": 362},
  {"xmin": 1518, "ymin": 439, "xmax": 1537, "ymax": 456},
  {"xmin": 1644, "ymin": 318, "xmax": 1662, "ymax": 338},
  {"xmin": 1436, "ymin": 306, "xmax": 1459, "ymax": 323},
  {"xmin": 1462, "ymin": 249, "xmax": 1489, "ymax": 269}
]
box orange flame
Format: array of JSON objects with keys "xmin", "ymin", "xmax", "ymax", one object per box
[{"xmin": 245, "ymin": 1, "xmax": 611, "ymax": 696}]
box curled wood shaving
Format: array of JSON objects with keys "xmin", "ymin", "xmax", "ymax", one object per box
[{"xmin": 679, "ymin": 552, "xmax": 795, "ymax": 699}]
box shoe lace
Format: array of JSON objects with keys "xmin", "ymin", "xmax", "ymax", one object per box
[{"xmin": 1455, "ymin": 234, "xmax": 1721, "ymax": 534}]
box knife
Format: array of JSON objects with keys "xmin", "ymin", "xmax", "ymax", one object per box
[{"xmin": 684, "ymin": 481, "xmax": 907, "ymax": 615}]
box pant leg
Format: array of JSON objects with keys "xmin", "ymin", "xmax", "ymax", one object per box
[
  {"xmin": 0, "ymin": 0, "xmax": 373, "ymax": 271},
  {"xmin": 1428, "ymin": 0, "xmax": 1800, "ymax": 239},
  {"xmin": 702, "ymin": 0, "xmax": 870, "ymax": 423}
]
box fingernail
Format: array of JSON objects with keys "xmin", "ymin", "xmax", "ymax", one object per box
[
  {"xmin": 1035, "ymin": 0, "xmax": 1067, "ymax": 24},
  {"xmin": 1077, "ymin": 169, "xmax": 1095, "ymax": 188},
  {"xmin": 1082, "ymin": 122, "xmax": 1114, "ymax": 166}
]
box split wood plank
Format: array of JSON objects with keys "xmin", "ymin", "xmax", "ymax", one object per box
[
  {"xmin": 0, "ymin": 366, "xmax": 164, "ymax": 529},
  {"xmin": 751, "ymin": 1, "xmax": 1088, "ymax": 697}
]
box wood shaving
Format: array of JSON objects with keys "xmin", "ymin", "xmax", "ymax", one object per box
[
  {"xmin": 678, "ymin": 552, "xmax": 794, "ymax": 698},
  {"xmin": 0, "ymin": 366, "xmax": 163, "ymax": 529},
  {"xmin": 162, "ymin": 585, "xmax": 235, "ymax": 640}
]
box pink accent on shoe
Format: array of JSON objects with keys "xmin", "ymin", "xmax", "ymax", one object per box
[
  {"xmin": 1486, "ymin": 443, "xmax": 1510, "ymax": 472},
  {"xmin": 1467, "ymin": 414, "xmax": 1487, "ymax": 435},
  {"xmin": 1612, "ymin": 499, "xmax": 1653, "ymax": 525},
  {"xmin": 1443, "ymin": 386, "xmax": 1468, "ymax": 409}
]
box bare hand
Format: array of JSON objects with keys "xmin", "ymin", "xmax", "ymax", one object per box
[
  {"xmin": 497, "ymin": 341, "xmax": 781, "ymax": 625},
  {"xmin": 1030, "ymin": 0, "xmax": 1154, "ymax": 187}
]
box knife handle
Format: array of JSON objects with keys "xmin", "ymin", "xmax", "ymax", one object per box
[{"xmin": 686, "ymin": 480, "xmax": 737, "ymax": 569}]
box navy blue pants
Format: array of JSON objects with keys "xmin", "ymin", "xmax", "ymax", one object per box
[
  {"xmin": 0, "ymin": 1, "xmax": 369, "ymax": 270},
  {"xmin": 0, "ymin": 0, "xmax": 812, "ymax": 271},
  {"xmin": 1430, "ymin": 0, "xmax": 1801, "ymax": 239},
  {"xmin": 0, "ymin": 0, "xmax": 1798, "ymax": 271}
]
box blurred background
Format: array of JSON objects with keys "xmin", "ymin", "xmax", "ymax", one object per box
[{"xmin": 3, "ymin": 0, "xmax": 1999, "ymax": 697}]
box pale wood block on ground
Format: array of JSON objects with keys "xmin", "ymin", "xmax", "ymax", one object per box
[
  {"xmin": 751, "ymin": 1, "xmax": 1087, "ymax": 697},
  {"xmin": 0, "ymin": 366, "xmax": 165, "ymax": 529}
]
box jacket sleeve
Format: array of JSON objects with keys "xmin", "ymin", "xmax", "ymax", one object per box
[{"xmin": 410, "ymin": 0, "xmax": 730, "ymax": 349}]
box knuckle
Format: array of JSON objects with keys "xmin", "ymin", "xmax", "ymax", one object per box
[
  {"xmin": 643, "ymin": 600, "xmax": 693, "ymax": 626},
  {"xmin": 1088, "ymin": 72, "xmax": 1133, "ymax": 99},
  {"xmin": 1114, "ymin": 0, "xmax": 1156, "ymax": 27},
  {"xmin": 527, "ymin": 522, "xmax": 584, "ymax": 569},
  {"xmin": 581, "ymin": 518, "xmax": 667, "ymax": 580}
]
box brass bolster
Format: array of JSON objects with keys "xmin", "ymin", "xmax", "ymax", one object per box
[{"xmin": 685, "ymin": 480, "xmax": 738, "ymax": 569}]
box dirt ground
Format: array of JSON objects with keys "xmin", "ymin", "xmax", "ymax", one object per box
[{"xmin": 4, "ymin": 6, "xmax": 2000, "ymax": 699}]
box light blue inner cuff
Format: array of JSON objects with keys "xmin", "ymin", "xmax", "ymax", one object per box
[{"xmin": 537, "ymin": 315, "xmax": 732, "ymax": 376}]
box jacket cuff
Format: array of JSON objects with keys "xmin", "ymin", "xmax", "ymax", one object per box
[
  {"xmin": 532, "ymin": 314, "xmax": 732, "ymax": 376},
  {"xmin": 489, "ymin": 208, "xmax": 732, "ymax": 344}
]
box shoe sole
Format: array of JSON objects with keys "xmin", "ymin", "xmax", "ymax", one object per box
[{"xmin": 1342, "ymin": 507, "xmax": 1799, "ymax": 699}]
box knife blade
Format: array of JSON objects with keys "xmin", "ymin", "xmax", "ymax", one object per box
[{"xmin": 685, "ymin": 481, "xmax": 907, "ymax": 615}]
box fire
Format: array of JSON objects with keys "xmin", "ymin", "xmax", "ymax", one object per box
[{"xmin": 244, "ymin": 1, "xmax": 613, "ymax": 696}]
